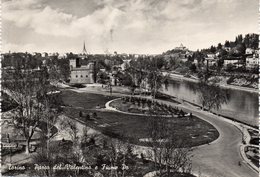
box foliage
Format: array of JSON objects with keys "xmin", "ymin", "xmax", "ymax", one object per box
[
  {"xmin": 147, "ymin": 116, "xmax": 192, "ymax": 176},
  {"xmin": 198, "ymin": 79, "xmax": 229, "ymax": 111},
  {"xmin": 1, "ymin": 92, "xmax": 19, "ymax": 112},
  {"xmin": 2, "ymin": 62, "xmax": 61, "ymax": 154},
  {"xmin": 97, "ymin": 71, "xmax": 109, "ymax": 84}
]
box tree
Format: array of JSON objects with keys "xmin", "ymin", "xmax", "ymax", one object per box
[
  {"xmin": 97, "ymin": 71, "xmax": 109, "ymax": 84},
  {"xmin": 57, "ymin": 58, "xmax": 70, "ymax": 82},
  {"xmin": 216, "ymin": 59, "xmax": 224, "ymax": 71},
  {"xmin": 127, "ymin": 58, "xmax": 148, "ymax": 95},
  {"xmin": 2, "ymin": 64, "xmax": 53, "ymax": 154},
  {"xmin": 210, "ymin": 45, "xmax": 216, "ymax": 53},
  {"xmin": 147, "ymin": 70, "xmax": 165, "ymax": 99},
  {"xmin": 60, "ymin": 117, "xmax": 82, "ymax": 161},
  {"xmin": 189, "ymin": 63, "xmax": 197, "ymax": 73},
  {"xmin": 119, "ymin": 73, "xmax": 137, "ymax": 96},
  {"xmin": 217, "ymin": 43, "xmax": 222, "ymax": 50},
  {"xmin": 147, "ymin": 116, "xmax": 192, "ymax": 177},
  {"xmin": 235, "ymin": 34, "xmax": 243, "ymax": 45},
  {"xmin": 224, "ymin": 40, "xmax": 230, "ymax": 47},
  {"xmin": 235, "ymin": 43, "xmax": 246, "ymax": 55},
  {"xmin": 198, "ymin": 78, "xmax": 229, "ymax": 111}
]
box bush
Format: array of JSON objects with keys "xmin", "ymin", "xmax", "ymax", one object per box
[
  {"xmin": 93, "ymin": 112, "xmax": 97, "ymax": 118},
  {"xmin": 226, "ymin": 76, "xmax": 235, "ymax": 84},
  {"xmin": 71, "ymin": 84, "xmax": 85, "ymax": 88},
  {"xmin": 85, "ymin": 114, "xmax": 90, "ymax": 120},
  {"xmin": 79, "ymin": 111, "xmax": 83, "ymax": 117}
]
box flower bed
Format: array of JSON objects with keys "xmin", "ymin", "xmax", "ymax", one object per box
[{"xmin": 110, "ymin": 96, "xmax": 189, "ymax": 117}]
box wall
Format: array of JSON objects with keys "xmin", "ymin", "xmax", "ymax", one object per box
[{"xmin": 70, "ymin": 69, "xmax": 94, "ymax": 84}]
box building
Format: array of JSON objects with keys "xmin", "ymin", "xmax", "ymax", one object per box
[
  {"xmin": 245, "ymin": 48, "xmax": 255, "ymax": 55},
  {"xmin": 223, "ymin": 58, "xmax": 244, "ymax": 68},
  {"xmin": 78, "ymin": 41, "xmax": 88, "ymax": 59},
  {"xmin": 246, "ymin": 54, "xmax": 258, "ymax": 69},
  {"xmin": 204, "ymin": 53, "xmax": 218, "ymax": 66},
  {"xmin": 175, "ymin": 44, "xmax": 187, "ymax": 51},
  {"xmin": 69, "ymin": 58, "xmax": 96, "ymax": 84},
  {"xmin": 223, "ymin": 46, "xmax": 231, "ymax": 52}
]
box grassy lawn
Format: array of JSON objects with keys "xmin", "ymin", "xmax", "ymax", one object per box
[
  {"xmin": 65, "ymin": 109, "xmax": 218, "ymax": 147},
  {"xmin": 110, "ymin": 98, "xmax": 180, "ymax": 115},
  {"xmin": 61, "ymin": 90, "xmax": 118, "ymax": 109},
  {"xmin": 62, "ymin": 90, "xmax": 219, "ymax": 147}
]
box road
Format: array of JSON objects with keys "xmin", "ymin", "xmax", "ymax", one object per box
[
  {"xmin": 70, "ymin": 86, "xmax": 258, "ymax": 177},
  {"xmin": 186, "ymin": 110, "xmax": 257, "ymax": 177},
  {"xmin": 148, "ymin": 98, "xmax": 258, "ymax": 177}
]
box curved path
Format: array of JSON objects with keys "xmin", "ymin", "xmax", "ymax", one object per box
[
  {"xmin": 69, "ymin": 87, "xmax": 258, "ymax": 177},
  {"xmin": 149, "ymin": 99, "xmax": 258, "ymax": 177}
]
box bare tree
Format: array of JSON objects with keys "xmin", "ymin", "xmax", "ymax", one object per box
[
  {"xmin": 147, "ymin": 116, "xmax": 192, "ymax": 177},
  {"xmin": 198, "ymin": 78, "xmax": 229, "ymax": 111},
  {"xmin": 59, "ymin": 116, "xmax": 88, "ymax": 165},
  {"xmin": 2, "ymin": 65, "xmax": 51, "ymax": 154}
]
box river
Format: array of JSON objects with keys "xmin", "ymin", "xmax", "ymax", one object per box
[{"xmin": 161, "ymin": 79, "xmax": 258, "ymax": 127}]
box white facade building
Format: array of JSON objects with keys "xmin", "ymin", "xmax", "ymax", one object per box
[
  {"xmin": 246, "ymin": 54, "xmax": 258, "ymax": 69},
  {"xmin": 69, "ymin": 58, "xmax": 95, "ymax": 84}
]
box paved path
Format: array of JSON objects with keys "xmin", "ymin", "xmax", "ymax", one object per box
[{"xmin": 69, "ymin": 87, "xmax": 258, "ymax": 177}]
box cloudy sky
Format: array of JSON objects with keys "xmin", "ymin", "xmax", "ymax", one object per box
[{"xmin": 2, "ymin": 0, "xmax": 258, "ymax": 54}]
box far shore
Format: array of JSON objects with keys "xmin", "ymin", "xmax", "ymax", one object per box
[{"xmin": 165, "ymin": 72, "xmax": 258, "ymax": 94}]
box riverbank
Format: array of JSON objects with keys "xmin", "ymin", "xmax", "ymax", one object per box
[
  {"xmin": 165, "ymin": 72, "xmax": 258, "ymax": 94},
  {"xmin": 63, "ymin": 86, "xmax": 258, "ymax": 177}
]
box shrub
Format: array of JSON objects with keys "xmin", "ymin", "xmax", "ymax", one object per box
[
  {"xmin": 71, "ymin": 83, "xmax": 85, "ymax": 88},
  {"xmin": 93, "ymin": 112, "xmax": 97, "ymax": 118},
  {"xmin": 79, "ymin": 111, "xmax": 83, "ymax": 117},
  {"xmin": 85, "ymin": 114, "xmax": 90, "ymax": 120},
  {"xmin": 226, "ymin": 76, "xmax": 235, "ymax": 84}
]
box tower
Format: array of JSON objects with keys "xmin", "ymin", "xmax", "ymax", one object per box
[
  {"xmin": 82, "ymin": 41, "xmax": 87, "ymax": 55},
  {"xmin": 70, "ymin": 59, "xmax": 76, "ymax": 68}
]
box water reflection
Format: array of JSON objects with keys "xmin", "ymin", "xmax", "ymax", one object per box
[{"xmin": 162, "ymin": 80, "xmax": 258, "ymax": 126}]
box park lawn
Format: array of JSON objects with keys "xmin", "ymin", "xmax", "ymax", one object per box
[
  {"xmin": 110, "ymin": 98, "xmax": 178, "ymax": 115},
  {"xmin": 61, "ymin": 90, "xmax": 118, "ymax": 109},
  {"xmin": 64, "ymin": 108, "xmax": 219, "ymax": 147},
  {"xmin": 61, "ymin": 90, "xmax": 219, "ymax": 147}
]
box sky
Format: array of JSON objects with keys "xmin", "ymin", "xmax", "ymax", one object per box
[{"xmin": 2, "ymin": 0, "xmax": 259, "ymax": 54}]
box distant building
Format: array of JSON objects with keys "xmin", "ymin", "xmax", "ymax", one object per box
[
  {"xmin": 246, "ymin": 54, "xmax": 258, "ymax": 69},
  {"xmin": 223, "ymin": 58, "xmax": 244, "ymax": 68},
  {"xmin": 223, "ymin": 46, "xmax": 231, "ymax": 52},
  {"xmin": 204, "ymin": 54, "xmax": 218, "ymax": 66},
  {"xmin": 175, "ymin": 44, "xmax": 187, "ymax": 51},
  {"xmin": 41, "ymin": 52, "xmax": 48, "ymax": 57},
  {"xmin": 245, "ymin": 48, "xmax": 255, "ymax": 55},
  {"xmin": 79, "ymin": 41, "xmax": 88, "ymax": 59},
  {"xmin": 206, "ymin": 53, "xmax": 216, "ymax": 59},
  {"xmin": 69, "ymin": 58, "xmax": 95, "ymax": 84}
]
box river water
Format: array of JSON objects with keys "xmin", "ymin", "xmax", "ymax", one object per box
[{"xmin": 161, "ymin": 79, "xmax": 258, "ymax": 126}]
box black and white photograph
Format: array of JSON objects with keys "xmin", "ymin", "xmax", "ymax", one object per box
[{"xmin": 1, "ymin": 0, "xmax": 259, "ymax": 176}]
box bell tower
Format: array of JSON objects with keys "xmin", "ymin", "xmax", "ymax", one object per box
[{"xmin": 82, "ymin": 41, "xmax": 87, "ymax": 55}]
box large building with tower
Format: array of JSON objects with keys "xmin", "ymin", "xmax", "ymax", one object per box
[
  {"xmin": 69, "ymin": 58, "xmax": 95, "ymax": 84},
  {"xmin": 69, "ymin": 43, "xmax": 96, "ymax": 84}
]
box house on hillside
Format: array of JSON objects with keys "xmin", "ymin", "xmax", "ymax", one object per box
[
  {"xmin": 223, "ymin": 57, "xmax": 244, "ymax": 68},
  {"xmin": 246, "ymin": 53, "xmax": 258, "ymax": 69},
  {"xmin": 245, "ymin": 48, "xmax": 255, "ymax": 55},
  {"xmin": 204, "ymin": 53, "xmax": 218, "ymax": 66},
  {"xmin": 223, "ymin": 46, "xmax": 231, "ymax": 52},
  {"xmin": 175, "ymin": 44, "xmax": 187, "ymax": 51}
]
